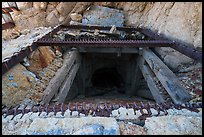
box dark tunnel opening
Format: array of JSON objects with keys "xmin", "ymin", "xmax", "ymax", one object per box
[{"xmin": 91, "ymin": 67, "xmax": 125, "ymax": 93}]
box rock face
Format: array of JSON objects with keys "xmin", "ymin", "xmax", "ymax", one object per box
[
  {"xmin": 46, "ymin": 10, "xmax": 60, "ymax": 27},
  {"xmin": 82, "ymin": 5, "xmax": 124, "ymax": 27},
  {"xmin": 144, "ymin": 115, "xmax": 202, "ymax": 135},
  {"xmin": 56, "ymin": 2, "xmax": 76, "ymax": 16},
  {"xmin": 117, "ymin": 2, "xmax": 202, "ymax": 49},
  {"xmin": 16, "ymin": 2, "xmax": 33, "ymax": 10},
  {"xmin": 33, "ymin": 2, "xmax": 48, "ymax": 11},
  {"xmin": 13, "ymin": 8, "xmax": 47, "ymax": 30},
  {"xmin": 2, "ymin": 64, "xmax": 37, "ymax": 107},
  {"xmin": 118, "ymin": 122, "xmax": 147, "ymax": 135},
  {"xmin": 26, "ymin": 117, "xmax": 120, "ymax": 135},
  {"xmin": 27, "ymin": 46, "xmax": 55, "ymax": 76}
]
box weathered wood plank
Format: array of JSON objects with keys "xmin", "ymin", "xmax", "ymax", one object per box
[
  {"xmin": 130, "ymin": 56, "xmax": 143, "ymax": 95},
  {"xmin": 137, "ymin": 56, "xmax": 165, "ymax": 103},
  {"xmin": 58, "ymin": 57, "xmax": 81, "ymax": 103},
  {"xmin": 141, "ymin": 48, "xmax": 192, "ymax": 104},
  {"xmin": 42, "ymin": 49, "xmax": 80, "ymax": 105}
]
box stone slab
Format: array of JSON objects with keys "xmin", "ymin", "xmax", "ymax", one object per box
[{"xmin": 82, "ymin": 5, "xmax": 124, "ymax": 27}]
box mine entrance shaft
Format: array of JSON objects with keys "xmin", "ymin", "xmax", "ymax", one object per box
[
  {"xmin": 91, "ymin": 67, "xmax": 124, "ymax": 91},
  {"xmin": 32, "ymin": 24, "xmax": 192, "ymax": 106},
  {"xmin": 2, "ymin": 24, "xmax": 202, "ymax": 120},
  {"xmin": 2, "ymin": 24, "xmax": 199, "ymax": 106}
]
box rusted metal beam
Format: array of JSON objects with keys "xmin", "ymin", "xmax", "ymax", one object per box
[
  {"xmin": 37, "ymin": 39, "xmax": 174, "ymax": 48},
  {"xmin": 2, "ymin": 43, "xmax": 38, "ymax": 75},
  {"xmin": 7, "ymin": 2, "xmax": 19, "ymax": 10},
  {"xmin": 78, "ymin": 47, "xmax": 139, "ymax": 53},
  {"xmin": 2, "ymin": 22, "xmax": 15, "ymax": 30},
  {"xmin": 36, "ymin": 24, "xmax": 174, "ymax": 48},
  {"xmin": 2, "ymin": 6, "xmax": 19, "ymax": 13},
  {"xmin": 140, "ymin": 28, "xmax": 202, "ymax": 62},
  {"xmin": 1, "ymin": 24, "xmax": 174, "ymax": 75},
  {"xmin": 2, "ymin": 2, "xmax": 19, "ymax": 30},
  {"xmin": 2, "ymin": 101, "xmax": 202, "ymax": 120}
]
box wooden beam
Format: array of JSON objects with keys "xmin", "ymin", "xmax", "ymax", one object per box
[
  {"xmin": 137, "ymin": 56, "xmax": 165, "ymax": 103},
  {"xmin": 141, "ymin": 48, "xmax": 192, "ymax": 104},
  {"xmin": 130, "ymin": 56, "xmax": 143, "ymax": 95},
  {"xmin": 78, "ymin": 47, "xmax": 139, "ymax": 53},
  {"xmin": 42, "ymin": 49, "xmax": 80, "ymax": 105},
  {"xmin": 58, "ymin": 56, "xmax": 81, "ymax": 103}
]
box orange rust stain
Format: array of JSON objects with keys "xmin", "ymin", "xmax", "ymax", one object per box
[{"xmin": 38, "ymin": 49, "xmax": 48, "ymax": 68}]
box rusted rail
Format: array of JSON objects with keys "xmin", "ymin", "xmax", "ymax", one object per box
[
  {"xmin": 2, "ymin": 43, "xmax": 38, "ymax": 75},
  {"xmin": 2, "ymin": 101, "xmax": 202, "ymax": 120},
  {"xmin": 37, "ymin": 39, "xmax": 174, "ymax": 48},
  {"xmin": 2, "ymin": 2, "xmax": 19, "ymax": 30},
  {"xmin": 140, "ymin": 28, "xmax": 202, "ymax": 62},
  {"xmin": 2, "ymin": 22, "xmax": 15, "ymax": 30},
  {"xmin": 2, "ymin": 25, "xmax": 174, "ymax": 75}
]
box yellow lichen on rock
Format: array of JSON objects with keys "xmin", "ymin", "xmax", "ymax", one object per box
[{"xmin": 2, "ymin": 64, "xmax": 37, "ymax": 107}]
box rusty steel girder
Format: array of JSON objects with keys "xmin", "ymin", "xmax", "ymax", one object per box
[
  {"xmin": 36, "ymin": 25, "xmax": 174, "ymax": 48},
  {"xmin": 3, "ymin": 25, "xmax": 200, "ymax": 75},
  {"xmin": 36, "ymin": 39, "xmax": 174, "ymax": 48},
  {"xmin": 2, "ymin": 2, "xmax": 19, "ymax": 30},
  {"xmin": 2, "ymin": 43, "xmax": 38, "ymax": 75},
  {"xmin": 140, "ymin": 28, "xmax": 202, "ymax": 63},
  {"xmin": 2, "ymin": 101, "xmax": 202, "ymax": 120},
  {"xmin": 2, "ymin": 25, "xmax": 174, "ymax": 75}
]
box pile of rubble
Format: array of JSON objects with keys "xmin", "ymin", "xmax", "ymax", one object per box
[{"xmin": 2, "ymin": 106, "xmax": 202, "ymax": 135}]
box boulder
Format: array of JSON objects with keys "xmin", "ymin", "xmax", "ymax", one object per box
[
  {"xmin": 144, "ymin": 115, "xmax": 202, "ymax": 135},
  {"xmin": 163, "ymin": 52, "xmax": 193, "ymax": 72},
  {"xmin": 94, "ymin": 2, "xmax": 115, "ymax": 8},
  {"xmin": 2, "ymin": 64, "xmax": 37, "ymax": 107},
  {"xmin": 70, "ymin": 13, "xmax": 82, "ymax": 22},
  {"xmin": 27, "ymin": 46, "xmax": 55, "ymax": 76},
  {"xmin": 16, "ymin": 2, "xmax": 33, "ymax": 10},
  {"xmin": 14, "ymin": 8, "xmax": 47, "ymax": 30},
  {"xmin": 46, "ymin": 3, "xmax": 57, "ymax": 14},
  {"xmin": 70, "ymin": 2, "xmax": 93, "ymax": 14},
  {"xmin": 56, "ymin": 2, "xmax": 76, "ymax": 16},
  {"xmin": 72, "ymin": 124, "xmax": 104, "ymax": 135},
  {"xmin": 153, "ymin": 47, "xmax": 193, "ymax": 72},
  {"xmin": 82, "ymin": 5, "xmax": 124, "ymax": 27},
  {"xmin": 118, "ymin": 122, "xmax": 147, "ymax": 135},
  {"xmin": 26, "ymin": 117, "xmax": 120, "ymax": 135},
  {"xmin": 46, "ymin": 10, "xmax": 60, "ymax": 27},
  {"xmin": 49, "ymin": 2, "xmax": 59, "ymax": 6},
  {"xmin": 69, "ymin": 20, "xmax": 83, "ymax": 25},
  {"xmin": 33, "ymin": 2, "xmax": 48, "ymax": 11},
  {"xmin": 59, "ymin": 15, "xmax": 65, "ymax": 23}
]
